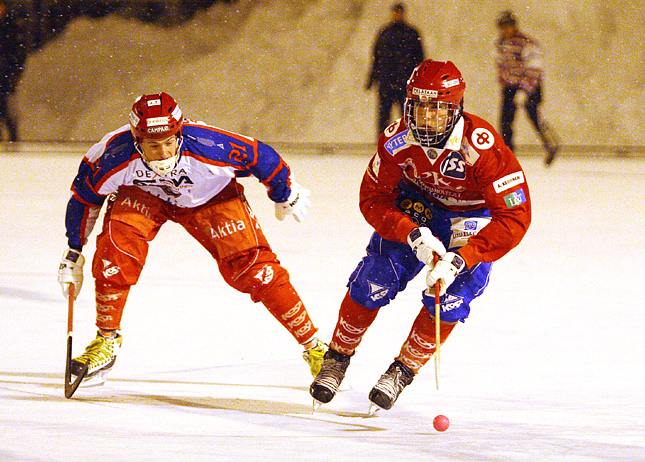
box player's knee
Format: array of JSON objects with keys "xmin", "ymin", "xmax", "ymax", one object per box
[
  {"xmin": 422, "ymin": 292, "xmax": 471, "ymax": 323},
  {"xmin": 92, "ymin": 228, "xmax": 145, "ymax": 286},
  {"xmin": 221, "ymin": 251, "xmax": 288, "ymax": 301},
  {"xmin": 347, "ymin": 256, "xmax": 401, "ymax": 310}
]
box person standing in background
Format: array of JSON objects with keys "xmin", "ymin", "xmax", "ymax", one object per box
[
  {"xmin": 495, "ymin": 10, "xmax": 559, "ymax": 166},
  {"xmin": 0, "ymin": 0, "xmax": 27, "ymax": 141},
  {"xmin": 366, "ymin": 2, "xmax": 424, "ymax": 137}
]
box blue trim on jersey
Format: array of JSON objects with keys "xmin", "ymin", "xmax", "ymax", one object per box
[
  {"xmin": 65, "ymin": 196, "xmax": 92, "ymax": 250},
  {"xmin": 65, "ymin": 123, "xmax": 294, "ymax": 248},
  {"xmin": 87, "ymin": 131, "xmax": 138, "ymax": 192},
  {"xmin": 66, "ymin": 131, "xmax": 136, "ymax": 248},
  {"xmin": 182, "ymin": 125, "xmax": 291, "ymax": 202}
]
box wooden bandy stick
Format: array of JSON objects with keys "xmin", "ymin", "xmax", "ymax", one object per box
[{"xmin": 434, "ymin": 254, "xmax": 441, "ymax": 390}]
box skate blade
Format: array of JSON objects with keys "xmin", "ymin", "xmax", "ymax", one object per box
[
  {"xmin": 78, "ymin": 370, "xmax": 109, "ymax": 388},
  {"xmin": 368, "ymin": 403, "xmax": 382, "ymax": 416},
  {"xmin": 312, "ymin": 400, "xmax": 323, "ymax": 413}
]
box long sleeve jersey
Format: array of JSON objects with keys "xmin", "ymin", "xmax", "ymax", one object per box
[
  {"xmin": 359, "ymin": 114, "xmax": 531, "ymax": 268},
  {"xmin": 65, "ymin": 121, "xmax": 294, "ymax": 250}
]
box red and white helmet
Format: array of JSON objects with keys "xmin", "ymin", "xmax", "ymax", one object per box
[
  {"xmin": 129, "ymin": 92, "xmax": 183, "ymax": 144},
  {"xmin": 404, "ymin": 60, "xmax": 465, "ymax": 147}
]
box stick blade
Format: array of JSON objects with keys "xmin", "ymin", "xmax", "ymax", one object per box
[
  {"xmin": 65, "ymin": 361, "xmax": 88, "ymax": 399},
  {"xmin": 64, "ymin": 334, "xmax": 88, "ymax": 399}
]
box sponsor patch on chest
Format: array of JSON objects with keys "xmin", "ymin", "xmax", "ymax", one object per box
[{"xmin": 439, "ymin": 151, "xmax": 466, "ymax": 179}]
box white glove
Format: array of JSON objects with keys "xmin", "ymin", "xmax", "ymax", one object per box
[
  {"xmin": 275, "ymin": 182, "xmax": 311, "ymax": 223},
  {"xmin": 407, "ymin": 227, "xmax": 446, "ymax": 266},
  {"xmin": 426, "ymin": 252, "xmax": 466, "ymax": 296},
  {"xmin": 58, "ymin": 248, "xmax": 85, "ymax": 299}
]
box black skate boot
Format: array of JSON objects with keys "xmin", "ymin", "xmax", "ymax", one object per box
[
  {"xmin": 368, "ymin": 360, "xmax": 415, "ymax": 410},
  {"xmin": 309, "ymin": 348, "xmax": 351, "ymax": 404},
  {"xmin": 544, "ymin": 145, "xmax": 558, "ymax": 166}
]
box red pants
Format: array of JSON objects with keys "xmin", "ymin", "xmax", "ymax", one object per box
[{"xmin": 91, "ymin": 182, "xmax": 317, "ymax": 345}]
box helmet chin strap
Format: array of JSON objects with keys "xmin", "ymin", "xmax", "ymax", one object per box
[{"xmin": 135, "ymin": 136, "xmax": 183, "ymax": 177}]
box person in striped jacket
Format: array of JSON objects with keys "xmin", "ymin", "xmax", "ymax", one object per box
[{"xmin": 495, "ymin": 10, "xmax": 559, "ymax": 165}]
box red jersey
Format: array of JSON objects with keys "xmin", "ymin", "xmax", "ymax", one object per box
[{"xmin": 359, "ymin": 114, "xmax": 531, "ymax": 268}]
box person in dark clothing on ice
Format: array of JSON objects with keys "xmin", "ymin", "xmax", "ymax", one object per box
[
  {"xmin": 0, "ymin": 1, "xmax": 27, "ymax": 141},
  {"xmin": 366, "ymin": 2, "xmax": 424, "ymax": 137}
]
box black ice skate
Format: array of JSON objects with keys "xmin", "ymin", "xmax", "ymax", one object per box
[
  {"xmin": 309, "ymin": 348, "xmax": 351, "ymax": 405},
  {"xmin": 368, "ymin": 360, "xmax": 415, "ymax": 411},
  {"xmin": 538, "ymin": 119, "xmax": 560, "ymax": 166}
]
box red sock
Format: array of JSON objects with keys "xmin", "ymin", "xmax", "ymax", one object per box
[
  {"xmin": 260, "ymin": 281, "xmax": 317, "ymax": 345},
  {"xmin": 329, "ymin": 291, "xmax": 379, "ymax": 355},
  {"xmin": 95, "ymin": 281, "xmax": 130, "ymax": 331},
  {"xmin": 397, "ymin": 308, "xmax": 457, "ymax": 373}
]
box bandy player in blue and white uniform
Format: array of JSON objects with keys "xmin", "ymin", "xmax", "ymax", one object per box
[
  {"xmin": 311, "ymin": 60, "xmax": 532, "ymax": 410},
  {"xmin": 58, "ymin": 92, "xmax": 327, "ymax": 385}
]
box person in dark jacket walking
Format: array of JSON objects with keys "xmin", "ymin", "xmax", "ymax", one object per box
[{"xmin": 366, "ymin": 2, "xmax": 424, "ymax": 136}]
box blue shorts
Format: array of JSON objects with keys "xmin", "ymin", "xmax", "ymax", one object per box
[{"xmin": 347, "ymin": 188, "xmax": 493, "ymax": 323}]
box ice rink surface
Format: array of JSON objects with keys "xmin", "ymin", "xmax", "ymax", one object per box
[{"xmin": 1, "ymin": 146, "xmax": 643, "ymax": 461}]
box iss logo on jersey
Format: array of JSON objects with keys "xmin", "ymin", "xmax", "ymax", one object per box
[
  {"xmin": 503, "ymin": 188, "xmax": 526, "ymax": 208},
  {"xmin": 440, "ymin": 151, "xmax": 466, "ymax": 179}
]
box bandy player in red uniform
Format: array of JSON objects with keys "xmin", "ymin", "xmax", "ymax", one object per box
[
  {"xmin": 310, "ymin": 60, "xmax": 532, "ymax": 410},
  {"xmin": 58, "ymin": 92, "xmax": 327, "ymax": 387}
]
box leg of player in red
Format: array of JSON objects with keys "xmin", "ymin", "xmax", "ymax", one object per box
[
  {"xmin": 310, "ymin": 290, "xmax": 456, "ymax": 408},
  {"xmin": 70, "ymin": 185, "xmax": 326, "ymax": 384},
  {"xmin": 181, "ymin": 185, "xmax": 326, "ymax": 376}
]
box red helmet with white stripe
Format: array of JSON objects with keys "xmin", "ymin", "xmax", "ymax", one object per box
[{"xmin": 129, "ymin": 92, "xmax": 183, "ymax": 144}]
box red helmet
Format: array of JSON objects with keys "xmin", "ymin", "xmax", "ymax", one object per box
[
  {"xmin": 405, "ymin": 60, "xmax": 465, "ymax": 104},
  {"xmin": 129, "ymin": 92, "xmax": 183, "ymax": 143},
  {"xmin": 404, "ymin": 60, "xmax": 465, "ymax": 146}
]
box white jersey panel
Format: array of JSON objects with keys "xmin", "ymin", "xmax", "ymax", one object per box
[{"xmin": 95, "ymin": 145, "xmax": 237, "ymax": 208}]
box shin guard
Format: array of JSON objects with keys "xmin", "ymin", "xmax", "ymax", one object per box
[
  {"xmin": 397, "ymin": 307, "xmax": 456, "ymax": 373},
  {"xmin": 329, "ymin": 291, "xmax": 379, "ymax": 356},
  {"xmin": 95, "ymin": 281, "xmax": 130, "ymax": 331},
  {"xmin": 259, "ymin": 280, "xmax": 317, "ymax": 345}
]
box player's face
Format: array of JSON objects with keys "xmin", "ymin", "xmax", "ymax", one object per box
[
  {"xmin": 139, "ymin": 135, "xmax": 179, "ymax": 161},
  {"xmin": 413, "ymin": 102, "xmax": 449, "ymax": 133}
]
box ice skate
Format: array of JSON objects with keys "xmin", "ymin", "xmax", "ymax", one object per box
[
  {"xmin": 302, "ymin": 338, "xmax": 328, "ymax": 377},
  {"xmin": 309, "ymin": 348, "xmax": 350, "ymax": 405},
  {"xmin": 539, "ymin": 120, "xmax": 560, "ymax": 166},
  {"xmin": 544, "ymin": 145, "xmax": 558, "ymax": 166},
  {"xmin": 368, "ymin": 360, "xmax": 414, "ymax": 411},
  {"xmin": 70, "ymin": 332, "xmax": 122, "ymax": 384}
]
